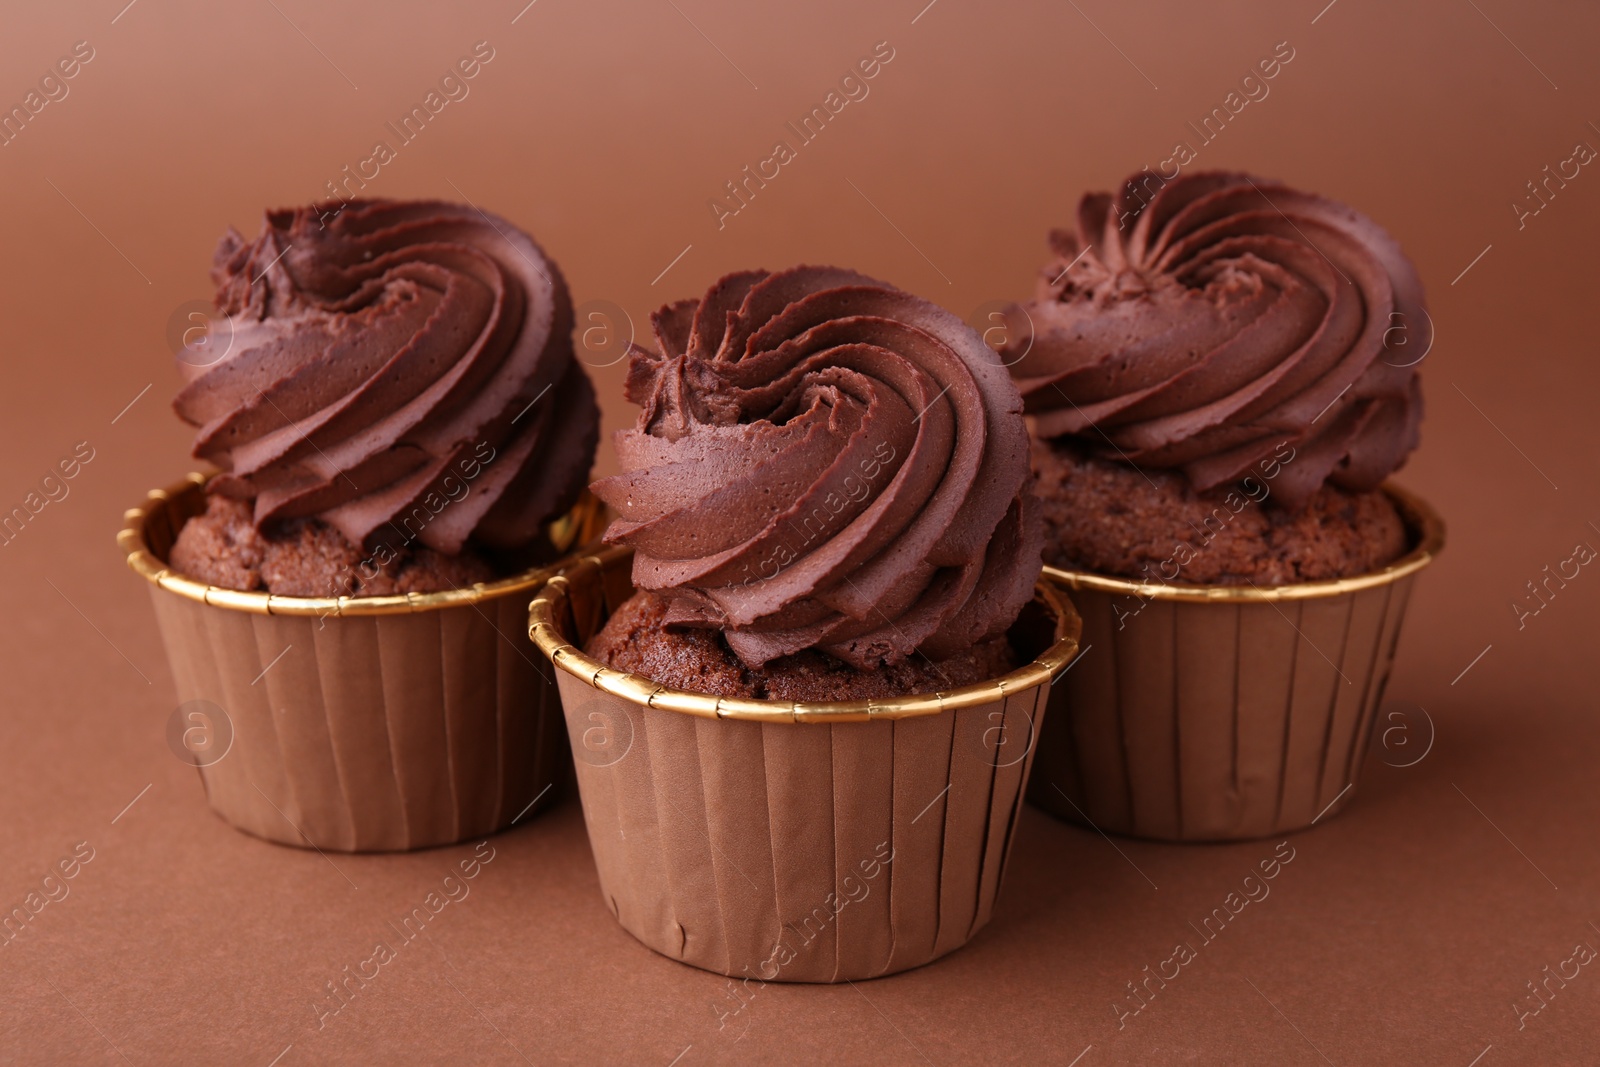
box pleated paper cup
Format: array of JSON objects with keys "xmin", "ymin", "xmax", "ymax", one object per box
[
  {"xmin": 119, "ymin": 472, "xmax": 607, "ymax": 853},
  {"xmin": 527, "ymin": 545, "xmax": 1081, "ymax": 983},
  {"xmin": 1032, "ymin": 483, "xmax": 1444, "ymax": 842}
]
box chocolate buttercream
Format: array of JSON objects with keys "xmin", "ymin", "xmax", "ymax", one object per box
[
  {"xmin": 1001, "ymin": 171, "xmax": 1425, "ymax": 509},
  {"xmin": 592, "ymin": 266, "xmax": 1043, "ymax": 670},
  {"xmin": 174, "ymin": 199, "xmax": 598, "ymax": 553}
]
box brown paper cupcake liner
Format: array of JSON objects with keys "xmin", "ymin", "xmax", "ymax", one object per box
[
  {"xmin": 527, "ymin": 545, "xmax": 1082, "ymax": 983},
  {"xmin": 1032, "ymin": 483, "xmax": 1445, "ymax": 842},
  {"xmin": 119, "ymin": 473, "xmax": 607, "ymax": 852}
]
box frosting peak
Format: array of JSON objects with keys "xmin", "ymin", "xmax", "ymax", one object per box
[
  {"xmin": 1001, "ymin": 171, "xmax": 1426, "ymax": 508},
  {"xmin": 593, "ymin": 266, "xmax": 1042, "ymax": 670},
  {"xmin": 174, "ymin": 199, "xmax": 598, "ymax": 553}
]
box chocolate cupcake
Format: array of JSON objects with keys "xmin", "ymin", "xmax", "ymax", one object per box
[
  {"xmin": 120, "ymin": 199, "xmax": 603, "ymax": 851},
  {"xmin": 1000, "ymin": 172, "xmax": 1443, "ymax": 840},
  {"xmin": 529, "ymin": 266, "xmax": 1081, "ymax": 982}
]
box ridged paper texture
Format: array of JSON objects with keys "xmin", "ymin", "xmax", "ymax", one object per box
[
  {"xmin": 559, "ymin": 670, "xmax": 1045, "ymax": 983},
  {"xmin": 147, "ymin": 578, "xmax": 568, "ymax": 852},
  {"xmin": 1032, "ymin": 575, "xmax": 1418, "ymax": 841}
]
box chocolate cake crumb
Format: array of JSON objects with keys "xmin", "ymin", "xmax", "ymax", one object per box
[
  {"xmin": 169, "ymin": 494, "xmax": 498, "ymax": 597},
  {"xmin": 587, "ymin": 590, "xmax": 1019, "ymax": 702},
  {"xmin": 1033, "ymin": 437, "xmax": 1409, "ymax": 586}
]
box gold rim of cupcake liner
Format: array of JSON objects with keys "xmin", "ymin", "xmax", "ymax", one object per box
[
  {"xmin": 119, "ymin": 471, "xmax": 609, "ymax": 617},
  {"xmin": 527, "ymin": 543, "xmax": 1084, "ymax": 724},
  {"xmin": 1042, "ymin": 481, "xmax": 1444, "ymax": 604}
]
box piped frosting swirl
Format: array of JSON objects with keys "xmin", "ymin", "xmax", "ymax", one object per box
[
  {"xmin": 593, "ymin": 266, "xmax": 1042, "ymax": 670},
  {"xmin": 173, "ymin": 199, "xmax": 598, "ymax": 553},
  {"xmin": 1001, "ymin": 171, "xmax": 1425, "ymax": 508}
]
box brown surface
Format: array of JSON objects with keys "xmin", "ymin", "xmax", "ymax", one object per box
[
  {"xmin": 2, "ymin": 0, "xmax": 1599, "ymax": 1064},
  {"xmin": 1032, "ymin": 436, "xmax": 1408, "ymax": 583},
  {"xmin": 169, "ymin": 493, "xmax": 498, "ymax": 596},
  {"xmin": 587, "ymin": 590, "xmax": 1017, "ymax": 701}
]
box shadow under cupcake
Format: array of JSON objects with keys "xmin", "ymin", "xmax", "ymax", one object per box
[{"xmin": 999, "ymin": 170, "xmax": 1444, "ymax": 842}]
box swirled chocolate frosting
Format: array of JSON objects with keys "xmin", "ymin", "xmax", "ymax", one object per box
[
  {"xmin": 592, "ymin": 266, "xmax": 1043, "ymax": 670},
  {"xmin": 174, "ymin": 199, "xmax": 598, "ymax": 553},
  {"xmin": 1001, "ymin": 171, "xmax": 1425, "ymax": 509}
]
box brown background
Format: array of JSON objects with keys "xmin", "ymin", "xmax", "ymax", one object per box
[{"xmin": 2, "ymin": 0, "xmax": 1598, "ymax": 1063}]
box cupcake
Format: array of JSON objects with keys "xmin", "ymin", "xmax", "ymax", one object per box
[
  {"xmin": 119, "ymin": 199, "xmax": 603, "ymax": 851},
  {"xmin": 999, "ymin": 171, "xmax": 1444, "ymax": 841},
  {"xmin": 529, "ymin": 266, "xmax": 1081, "ymax": 982}
]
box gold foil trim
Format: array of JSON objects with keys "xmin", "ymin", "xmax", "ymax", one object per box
[
  {"xmin": 119, "ymin": 472, "xmax": 608, "ymax": 617},
  {"xmin": 527, "ymin": 544, "xmax": 1084, "ymax": 723},
  {"xmin": 1043, "ymin": 482, "xmax": 1445, "ymax": 603}
]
